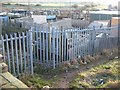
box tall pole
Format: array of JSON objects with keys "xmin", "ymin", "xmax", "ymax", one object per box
[
  {"xmin": 70, "ymin": 0, "xmax": 71, "ymax": 11},
  {"xmin": 0, "ymin": 2, "xmax": 2, "ymax": 55},
  {"xmin": 28, "ymin": 0, "xmax": 30, "ymax": 17},
  {"xmin": 0, "ymin": 2, "xmax": 2, "ymax": 37}
]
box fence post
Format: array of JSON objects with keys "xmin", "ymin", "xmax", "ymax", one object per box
[
  {"xmin": 56, "ymin": 29, "xmax": 59, "ymax": 65},
  {"xmin": 64, "ymin": 29, "xmax": 66, "ymax": 61},
  {"xmin": 61, "ymin": 27, "xmax": 64, "ymax": 62},
  {"xmin": 6, "ymin": 34, "xmax": 11, "ymax": 73},
  {"xmin": 39, "ymin": 26, "xmax": 42, "ymax": 63},
  {"xmin": 29, "ymin": 30, "xmax": 34, "ymax": 75},
  {"xmin": 1, "ymin": 35, "xmax": 6, "ymax": 63},
  {"xmin": 42, "ymin": 26, "xmax": 45, "ymax": 63},
  {"xmin": 18, "ymin": 33, "xmax": 23, "ymax": 74},
  {"xmin": 59, "ymin": 28, "xmax": 61, "ymax": 63},
  {"xmin": 35, "ymin": 23, "xmax": 39, "ymax": 62},
  {"xmin": 22, "ymin": 32, "xmax": 27, "ymax": 73},
  {"xmin": 52, "ymin": 28, "xmax": 55, "ymax": 69},
  {"xmin": 92, "ymin": 27, "xmax": 96, "ymax": 56},
  {"xmin": 118, "ymin": 25, "xmax": 120, "ymax": 58},
  {"xmin": 14, "ymin": 33, "xmax": 19, "ymax": 75},
  {"xmin": 46, "ymin": 26, "xmax": 49, "ymax": 63},
  {"xmin": 10, "ymin": 34, "xmax": 16, "ymax": 76}
]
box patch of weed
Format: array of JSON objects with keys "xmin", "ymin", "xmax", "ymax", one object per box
[{"xmin": 69, "ymin": 59, "xmax": 119, "ymax": 88}]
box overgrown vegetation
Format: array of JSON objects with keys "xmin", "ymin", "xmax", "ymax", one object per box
[
  {"xmin": 20, "ymin": 65, "xmax": 64, "ymax": 88},
  {"xmin": 19, "ymin": 74, "xmax": 50, "ymax": 88},
  {"xmin": 2, "ymin": 22, "xmax": 28, "ymax": 35},
  {"xmin": 20, "ymin": 48, "xmax": 118, "ymax": 89},
  {"xmin": 69, "ymin": 59, "xmax": 119, "ymax": 88}
]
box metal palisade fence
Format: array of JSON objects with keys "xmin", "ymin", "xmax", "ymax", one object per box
[
  {"xmin": 1, "ymin": 31, "xmax": 33, "ymax": 76},
  {"xmin": 1, "ymin": 25, "xmax": 118, "ymax": 76}
]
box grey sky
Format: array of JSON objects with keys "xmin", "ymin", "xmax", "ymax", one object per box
[{"xmin": 1, "ymin": 0, "xmax": 119, "ymax": 5}]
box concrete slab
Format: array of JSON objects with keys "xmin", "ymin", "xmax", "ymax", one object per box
[{"xmin": 1, "ymin": 72, "xmax": 29, "ymax": 89}]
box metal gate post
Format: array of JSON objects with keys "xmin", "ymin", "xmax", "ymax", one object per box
[
  {"xmin": 92, "ymin": 27, "xmax": 96, "ymax": 56},
  {"xmin": 29, "ymin": 29, "xmax": 34, "ymax": 74}
]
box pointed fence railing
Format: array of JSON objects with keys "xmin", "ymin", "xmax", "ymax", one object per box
[
  {"xmin": 1, "ymin": 31, "xmax": 33, "ymax": 76},
  {"xmin": 1, "ymin": 26, "xmax": 118, "ymax": 76}
]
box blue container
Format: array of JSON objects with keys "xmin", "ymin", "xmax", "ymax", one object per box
[
  {"xmin": 46, "ymin": 15, "xmax": 56, "ymax": 20},
  {"xmin": 0, "ymin": 15, "xmax": 9, "ymax": 25}
]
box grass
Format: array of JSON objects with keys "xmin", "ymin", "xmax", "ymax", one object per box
[
  {"xmin": 20, "ymin": 64, "xmax": 64, "ymax": 88},
  {"xmin": 20, "ymin": 60, "xmax": 81, "ymax": 88},
  {"xmin": 101, "ymin": 80, "xmax": 120, "ymax": 88},
  {"xmin": 69, "ymin": 59, "xmax": 119, "ymax": 88},
  {"xmin": 19, "ymin": 48, "xmax": 118, "ymax": 88},
  {"xmin": 21, "ymin": 75, "xmax": 50, "ymax": 88}
]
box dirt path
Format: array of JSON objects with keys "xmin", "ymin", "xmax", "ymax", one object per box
[{"xmin": 56, "ymin": 58, "xmax": 110, "ymax": 88}]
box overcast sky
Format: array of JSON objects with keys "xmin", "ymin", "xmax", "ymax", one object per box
[{"xmin": 1, "ymin": 0, "xmax": 120, "ymax": 5}]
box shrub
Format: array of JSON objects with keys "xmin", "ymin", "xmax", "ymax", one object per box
[
  {"xmin": 2, "ymin": 22, "xmax": 28, "ymax": 35},
  {"xmin": 86, "ymin": 55, "xmax": 95, "ymax": 62},
  {"xmin": 70, "ymin": 59, "xmax": 78, "ymax": 65}
]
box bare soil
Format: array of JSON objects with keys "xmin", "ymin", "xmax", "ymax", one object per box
[{"xmin": 54, "ymin": 57, "xmax": 111, "ymax": 88}]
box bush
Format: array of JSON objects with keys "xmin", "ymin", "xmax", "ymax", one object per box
[{"xmin": 2, "ymin": 22, "xmax": 28, "ymax": 35}]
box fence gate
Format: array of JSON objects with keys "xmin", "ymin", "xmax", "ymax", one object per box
[
  {"xmin": 31, "ymin": 26, "xmax": 118, "ymax": 69},
  {"xmin": 1, "ymin": 26, "xmax": 118, "ymax": 76},
  {"xmin": 32, "ymin": 26, "xmax": 58, "ymax": 69},
  {"xmin": 31, "ymin": 25, "xmax": 96, "ymax": 69}
]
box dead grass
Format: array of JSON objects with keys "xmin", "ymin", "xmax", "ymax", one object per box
[
  {"xmin": 102, "ymin": 80, "xmax": 120, "ymax": 88},
  {"xmin": 20, "ymin": 48, "xmax": 118, "ymax": 88},
  {"xmin": 69, "ymin": 59, "xmax": 119, "ymax": 88}
]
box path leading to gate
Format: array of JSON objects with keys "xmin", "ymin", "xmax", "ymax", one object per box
[{"xmin": 55, "ymin": 58, "xmax": 110, "ymax": 88}]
